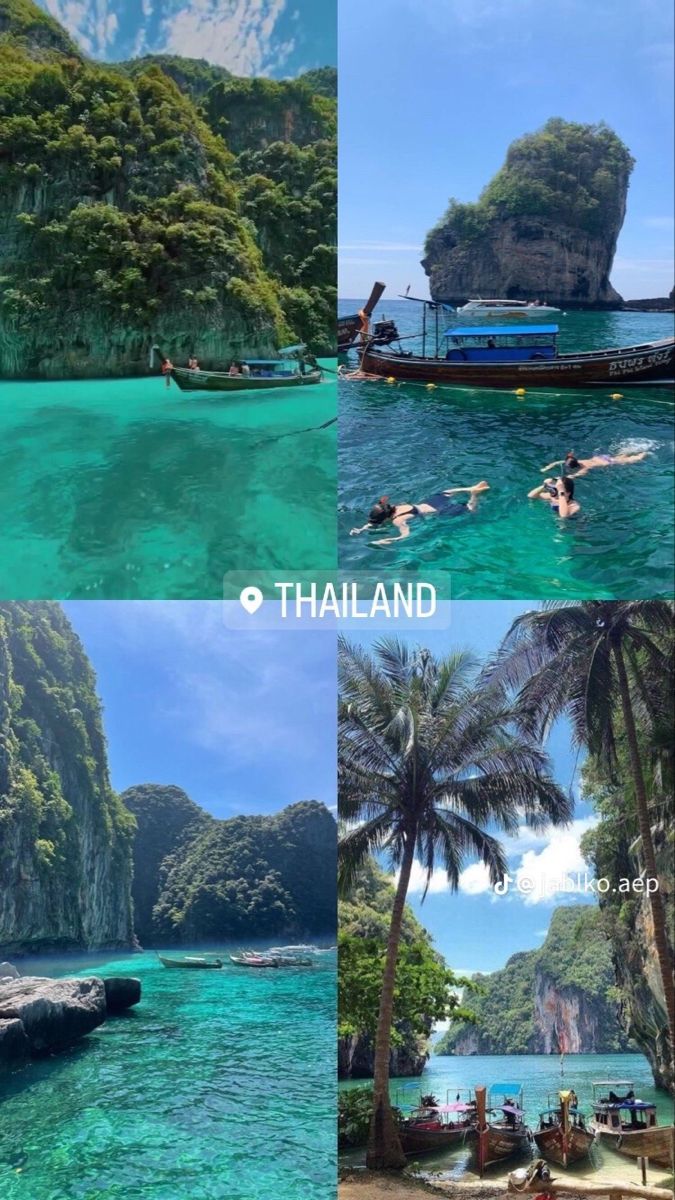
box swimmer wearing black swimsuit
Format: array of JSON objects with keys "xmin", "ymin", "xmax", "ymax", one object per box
[{"xmin": 349, "ymin": 481, "xmax": 490, "ymax": 544}]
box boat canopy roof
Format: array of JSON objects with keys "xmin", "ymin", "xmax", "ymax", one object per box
[
  {"xmin": 595, "ymin": 1100, "xmax": 655, "ymax": 1111},
  {"xmin": 445, "ymin": 324, "xmax": 559, "ymax": 338},
  {"xmin": 243, "ymin": 358, "xmax": 298, "ymax": 366},
  {"xmin": 416, "ymin": 1103, "xmax": 472, "ymax": 1114}
]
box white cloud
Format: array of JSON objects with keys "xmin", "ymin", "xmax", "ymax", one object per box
[
  {"xmin": 44, "ymin": 0, "xmax": 119, "ymax": 56},
  {"xmin": 394, "ymin": 860, "xmax": 451, "ymax": 896},
  {"xmin": 157, "ymin": 0, "xmax": 292, "ymax": 76},
  {"xmin": 512, "ymin": 816, "xmax": 598, "ymax": 906},
  {"xmin": 458, "ymin": 861, "xmax": 492, "ymax": 895}
]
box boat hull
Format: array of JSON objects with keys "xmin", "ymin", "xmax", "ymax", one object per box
[
  {"xmin": 534, "ymin": 1123, "xmax": 595, "ymax": 1167},
  {"xmin": 158, "ymin": 956, "xmax": 223, "ymax": 969},
  {"xmin": 590, "ymin": 1123, "xmax": 675, "ymax": 1168},
  {"xmin": 478, "ymin": 1125, "xmax": 531, "ymax": 1173},
  {"xmin": 361, "ymin": 338, "xmax": 675, "ymax": 388},
  {"xmin": 171, "ymin": 367, "xmax": 323, "ymax": 392},
  {"xmin": 399, "ymin": 1124, "xmax": 475, "ymax": 1156}
]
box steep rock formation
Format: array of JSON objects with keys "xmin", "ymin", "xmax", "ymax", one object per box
[
  {"xmin": 121, "ymin": 784, "xmax": 205, "ymax": 946},
  {"xmin": 0, "ymin": 1, "xmax": 336, "ymax": 377},
  {"xmin": 338, "ymin": 1032, "xmax": 427, "ymax": 1080},
  {"xmin": 423, "ymin": 119, "xmax": 633, "ymax": 308},
  {"xmin": 436, "ymin": 906, "xmax": 631, "ymax": 1056},
  {"xmin": 126, "ymin": 790, "xmax": 336, "ymax": 944},
  {"xmin": 0, "ymin": 602, "xmax": 135, "ymax": 955}
]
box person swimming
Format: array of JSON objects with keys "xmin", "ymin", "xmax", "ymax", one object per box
[
  {"xmin": 528, "ymin": 475, "xmax": 580, "ymax": 519},
  {"xmin": 540, "ymin": 449, "xmax": 650, "ymax": 477},
  {"xmin": 350, "ymin": 481, "xmax": 490, "ymax": 544}
]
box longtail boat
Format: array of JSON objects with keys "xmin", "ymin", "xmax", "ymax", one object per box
[
  {"xmin": 589, "ymin": 1081, "xmax": 674, "ymax": 1168},
  {"xmin": 158, "ymin": 955, "xmax": 223, "ymax": 969},
  {"xmin": 475, "ymin": 1084, "xmax": 532, "ymax": 1176},
  {"xmin": 151, "ymin": 344, "xmax": 323, "ymax": 392},
  {"xmin": 338, "ymin": 281, "xmax": 385, "ymax": 352},
  {"xmin": 359, "ymin": 312, "xmax": 675, "ymax": 388},
  {"xmin": 229, "ymin": 954, "xmax": 280, "ymax": 968},
  {"xmin": 399, "ymin": 1093, "xmax": 478, "ymax": 1157},
  {"xmin": 534, "ymin": 1090, "xmax": 595, "ymax": 1167}
]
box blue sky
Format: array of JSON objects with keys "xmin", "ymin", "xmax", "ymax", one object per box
[
  {"xmin": 339, "ymin": 0, "xmax": 674, "ymax": 301},
  {"xmin": 63, "ymin": 602, "xmax": 336, "ymax": 818},
  {"xmin": 39, "ymin": 0, "xmax": 335, "ymax": 76},
  {"xmin": 345, "ymin": 601, "xmax": 597, "ymax": 976}
]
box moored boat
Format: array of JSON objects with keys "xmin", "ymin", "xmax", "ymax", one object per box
[
  {"xmin": 359, "ymin": 316, "xmax": 675, "ymax": 388},
  {"xmin": 534, "ymin": 1090, "xmax": 595, "ymax": 1167},
  {"xmin": 589, "ymin": 1081, "xmax": 675, "ymax": 1168},
  {"xmin": 152, "ymin": 344, "xmax": 323, "ymax": 392},
  {"xmin": 399, "ymin": 1095, "xmax": 478, "ymax": 1157},
  {"xmin": 456, "ymin": 298, "xmax": 562, "ymax": 318},
  {"xmin": 158, "ymin": 955, "xmax": 223, "ymax": 969},
  {"xmin": 229, "ymin": 954, "xmax": 280, "ymax": 968},
  {"xmin": 475, "ymin": 1084, "xmax": 532, "ymax": 1176}
]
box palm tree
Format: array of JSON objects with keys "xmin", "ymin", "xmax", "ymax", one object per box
[
  {"xmin": 488, "ymin": 600, "xmax": 674, "ymax": 1054},
  {"xmin": 338, "ymin": 636, "xmax": 572, "ymax": 1169}
]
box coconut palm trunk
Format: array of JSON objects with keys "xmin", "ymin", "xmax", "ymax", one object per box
[
  {"xmin": 613, "ymin": 643, "xmax": 675, "ymax": 1048},
  {"xmin": 367, "ymin": 830, "xmax": 415, "ymax": 1169}
]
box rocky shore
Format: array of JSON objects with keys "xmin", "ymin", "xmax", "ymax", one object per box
[{"xmin": 0, "ymin": 974, "xmax": 141, "ymax": 1066}]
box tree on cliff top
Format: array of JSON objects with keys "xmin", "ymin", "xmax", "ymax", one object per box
[
  {"xmin": 338, "ymin": 637, "xmax": 571, "ymax": 1170},
  {"xmin": 425, "ymin": 118, "xmax": 634, "ymax": 255}
]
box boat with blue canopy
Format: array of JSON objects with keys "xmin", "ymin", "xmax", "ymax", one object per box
[
  {"xmin": 151, "ymin": 343, "xmax": 323, "ymax": 392},
  {"xmin": 358, "ymin": 295, "xmax": 675, "ymax": 387},
  {"xmin": 475, "ymin": 1083, "xmax": 532, "ymax": 1176},
  {"xmin": 534, "ymin": 1089, "xmax": 595, "ymax": 1167},
  {"xmin": 589, "ymin": 1081, "xmax": 674, "ymax": 1168}
]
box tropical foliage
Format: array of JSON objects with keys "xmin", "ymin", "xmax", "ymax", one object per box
[
  {"xmin": 435, "ymin": 906, "xmax": 630, "ymax": 1055},
  {"xmin": 424, "ymin": 119, "xmax": 634, "ymax": 256}
]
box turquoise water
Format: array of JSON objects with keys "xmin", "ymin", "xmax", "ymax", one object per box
[
  {"xmin": 0, "ymin": 948, "xmax": 336, "ymax": 1199},
  {"xmin": 341, "ymin": 1051, "xmax": 674, "ymax": 1184},
  {"xmin": 0, "ymin": 369, "xmax": 336, "ymax": 599},
  {"xmin": 338, "ymin": 304, "xmax": 674, "ymax": 598}
]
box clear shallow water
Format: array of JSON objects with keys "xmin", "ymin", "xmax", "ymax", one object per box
[
  {"xmin": 0, "ymin": 948, "xmax": 336, "ymax": 1200},
  {"xmin": 339, "ymin": 304, "xmax": 674, "ymax": 599},
  {"xmin": 340, "ymin": 1052, "xmax": 674, "ymax": 1185},
  {"xmin": 0, "ymin": 369, "xmax": 336, "ymax": 599}
]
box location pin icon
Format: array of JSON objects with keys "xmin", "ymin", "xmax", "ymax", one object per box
[{"xmin": 240, "ymin": 586, "xmax": 264, "ymax": 615}]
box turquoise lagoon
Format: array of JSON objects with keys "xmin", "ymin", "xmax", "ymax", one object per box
[
  {"xmin": 0, "ymin": 369, "xmax": 336, "ymax": 599},
  {"xmin": 0, "ymin": 948, "xmax": 336, "ymax": 1200},
  {"xmin": 339, "ymin": 306, "xmax": 674, "ymax": 598}
]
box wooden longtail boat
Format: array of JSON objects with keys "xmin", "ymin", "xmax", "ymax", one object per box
[
  {"xmin": 359, "ymin": 318, "xmax": 675, "ymax": 388},
  {"xmin": 399, "ymin": 1097, "xmax": 478, "ymax": 1157},
  {"xmin": 589, "ymin": 1081, "xmax": 675, "ymax": 1168},
  {"xmin": 476, "ymin": 1084, "xmax": 532, "ymax": 1176},
  {"xmin": 151, "ymin": 344, "xmax": 323, "ymax": 392},
  {"xmin": 338, "ymin": 281, "xmax": 385, "ymax": 352},
  {"xmin": 158, "ymin": 955, "xmax": 223, "ymax": 969},
  {"xmin": 534, "ymin": 1090, "xmax": 595, "ymax": 1167}
]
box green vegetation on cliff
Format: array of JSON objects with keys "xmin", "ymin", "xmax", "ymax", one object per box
[
  {"xmin": 0, "ymin": 602, "xmax": 135, "ymax": 953},
  {"xmin": 0, "ymin": 0, "xmax": 336, "ymax": 376},
  {"xmin": 126, "ymin": 790, "xmax": 336, "ymax": 943},
  {"xmin": 435, "ymin": 906, "xmax": 630, "ymax": 1056},
  {"xmin": 339, "ymin": 860, "xmax": 474, "ymax": 1078},
  {"xmin": 425, "ymin": 119, "xmax": 634, "ymax": 256}
]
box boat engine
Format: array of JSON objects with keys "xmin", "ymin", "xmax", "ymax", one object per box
[{"xmin": 370, "ymin": 319, "xmax": 400, "ymax": 346}]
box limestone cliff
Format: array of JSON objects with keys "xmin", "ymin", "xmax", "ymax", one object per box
[
  {"xmin": 125, "ymin": 789, "xmax": 337, "ymax": 945},
  {"xmin": 436, "ymin": 906, "xmax": 631, "ymax": 1056},
  {"xmin": 0, "ymin": 602, "xmax": 135, "ymax": 955},
  {"xmin": 0, "ymin": 1, "xmax": 336, "ymax": 377},
  {"xmin": 423, "ymin": 119, "xmax": 633, "ymax": 308}
]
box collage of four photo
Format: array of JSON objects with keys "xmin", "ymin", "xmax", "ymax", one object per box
[{"xmin": 0, "ymin": 0, "xmax": 673, "ymax": 1197}]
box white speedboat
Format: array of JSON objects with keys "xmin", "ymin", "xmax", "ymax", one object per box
[{"xmin": 456, "ymin": 298, "xmax": 562, "ymax": 318}]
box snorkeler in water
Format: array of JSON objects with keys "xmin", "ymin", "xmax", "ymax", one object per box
[
  {"xmin": 349, "ymin": 481, "xmax": 490, "ymax": 545},
  {"xmin": 540, "ymin": 449, "xmax": 650, "ymax": 477},
  {"xmin": 528, "ymin": 476, "xmax": 580, "ymax": 519}
]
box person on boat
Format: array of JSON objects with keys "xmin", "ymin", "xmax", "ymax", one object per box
[
  {"xmin": 528, "ymin": 476, "xmax": 580, "ymax": 519},
  {"xmin": 187, "ymin": 355, "xmax": 200, "ymax": 370},
  {"xmin": 349, "ymin": 481, "xmax": 490, "ymax": 544},
  {"xmin": 569, "ymin": 1090, "xmax": 579, "ymax": 1110},
  {"xmin": 160, "ymin": 355, "xmax": 173, "ymax": 388},
  {"xmin": 228, "ymin": 361, "xmax": 242, "ymax": 376},
  {"xmin": 486, "ymin": 337, "xmax": 497, "ymax": 349},
  {"xmin": 240, "ymin": 362, "xmax": 251, "ymax": 376},
  {"xmin": 541, "ymin": 449, "xmax": 650, "ymax": 476}
]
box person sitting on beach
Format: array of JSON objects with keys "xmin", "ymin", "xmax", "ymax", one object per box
[
  {"xmin": 528, "ymin": 476, "xmax": 580, "ymax": 519},
  {"xmin": 541, "ymin": 449, "xmax": 650, "ymax": 477},
  {"xmin": 160, "ymin": 356, "xmax": 173, "ymax": 388},
  {"xmin": 349, "ymin": 481, "xmax": 490, "ymax": 545},
  {"xmin": 187, "ymin": 355, "xmax": 200, "ymax": 370}
]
